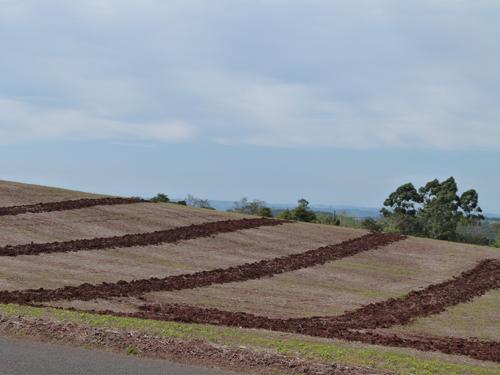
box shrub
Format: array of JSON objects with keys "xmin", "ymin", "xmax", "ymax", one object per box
[
  {"xmin": 150, "ymin": 193, "xmax": 170, "ymax": 203},
  {"xmin": 231, "ymin": 198, "xmax": 273, "ymax": 217},
  {"xmin": 362, "ymin": 218, "xmax": 384, "ymax": 232}
]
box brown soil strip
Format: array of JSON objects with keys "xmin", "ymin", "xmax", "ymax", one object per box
[
  {"xmin": 0, "ymin": 314, "xmax": 378, "ymax": 375},
  {"xmin": 0, "ymin": 233, "xmax": 403, "ymax": 303},
  {"xmin": 0, "ymin": 217, "xmax": 283, "ymax": 257},
  {"xmin": 86, "ymin": 302, "xmax": 500, "ymax": 362},
  {"xmin": 0, "ymin": 197, "xmax": 145, "ymax": 217},
  {"xmin": 322, "ymin": 258, "xmax": 500, "ymax": 329}
]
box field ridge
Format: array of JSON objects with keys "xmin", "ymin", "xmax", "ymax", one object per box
[
  {"xmin": 0, "ymin": 217, "xmax": 283, "ymax": 257},
  {"xmin": 0, "ymin": 233, "xmax": 403, "ymax": 303},
  {"xmin": 0, "ymin": 197, "xmax": 145, "ymax": 216}
]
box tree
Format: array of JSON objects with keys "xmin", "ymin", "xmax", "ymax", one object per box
[
  {"xmin": 186, "ymin": 194, "xmax": 214, "ymax": 210},
  {"xmin": 316, "ymin": 212, "xmax": 341, "ymax": 226},
  {"xmin": 150, "ymin": 193, "xmax": 170, "ymax": 203},
  {"xmin": 291, "ymin": 199, "xmax": 317, "ymax": 222},
  {"xmin": 459, "ymin": 189, "xmax": 484, "ymax": 221},
  {"xmin": 362, "ymin": 218, "xmax": 383, "ymax": 232},
  {"xmin": 418, "ymin": 177, "xmax": 462, "ymax": 240},
  {"xmin": 382, "ymin": 177, "xmax": 484, "ymax": 241},
  {"xmin": 277, "ymin": 209, "xmax": 293, "ymax": 220},
  {"xmin": 380, "ymin": 183, "xmax": 422, "ymax": 234},
  {"xmin": 231, "ymin": 197, "xmax": 273, "ymax": 217},
  {"xmin": 257, "ymin": 206, "xmax": 273, "ymax": 218}
]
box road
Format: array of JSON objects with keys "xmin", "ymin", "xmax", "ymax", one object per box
[{"xmin": 0, "ymin": 337, "xmax": 238, "ymax": 375}]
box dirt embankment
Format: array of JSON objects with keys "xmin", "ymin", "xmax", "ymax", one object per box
[
  {"xmin": 95, "ymin": 302, "xmax": 500, "ymax": 363},
  {"xmin": 0, "ymin": 233, "xmax": 403, "ymax": 303},
  {"xmin": 0, "ymin": 197, "xmax": 145, "ymax": 217},
  {"xmin": 324, "ymin": 258, "xmax": 500, "ymax": 329},
  {"xmin": 0, "ymin": 314, "xmax": 378, "ymax": 375},
  {"xmin": 0, "ymin": 217, "xmax": 284, "ymax": 257}
]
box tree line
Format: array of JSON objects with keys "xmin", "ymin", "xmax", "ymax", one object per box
[{"xmin": 148, "ymin": 176, "xmax": 498, "ymax": 247}]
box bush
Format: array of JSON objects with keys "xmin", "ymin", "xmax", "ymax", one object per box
[
  {"xmin": 362, "ymin": 218, "xmax": 384, "ymax": 232},
  {"xmin": 456, "ymin": 221, "xmax": 496, "ymax": 246},
  {"xmin": 276, "ymin": 200, "xmax": 316, "ymax": 222},
  {"xmin": 186, "ymin": 194, "xmax": 215, "ymax": 210},
  {"xmin": 293, "ymin": 199, "xmax": 317, "ymax": 222},
  {"xmin": 277, "ymin": 209, "xmax": 293, "ymax": 220},
  {"xmin": 231, "ymin": 198, "xmax": 273, "ymax": 217},
  {"xmin": 316, "ymin": 212, "xmax": 341, "ymax": 226},
  {"xmin": 150, "ymin": 193, "xmax": 170, "ymax": 203},
  {"xmin": 257, "ymin": 207, "xmax": 273, "ymax": 217}
]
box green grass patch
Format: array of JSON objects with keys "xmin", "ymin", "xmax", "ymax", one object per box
[{"xmin": 0, "ymin": 304, "xmax": 498, "ymax": 375}]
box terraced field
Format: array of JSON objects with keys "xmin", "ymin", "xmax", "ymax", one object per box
[{"xmin": 0, "ymin": 180, "xmax": 499, "ymax": 375}]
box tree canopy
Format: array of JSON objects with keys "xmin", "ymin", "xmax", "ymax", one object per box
[
  {"xmin": 278, "ymin": 199, "xmax": 317, "ymax": 222},
  {"xmin": 150, "ymin": 193, "xmax": 170, "ymax": 203},
  {"xmin": 381, "ymin": 177, "xmax": 484, "ymax": 240},
  {"xmin": 186, "ymin": 194, "xmax": 215, "ymax": 210},
  {"xmin": 230, "ymin": 197, "xmax": 273, "ymax": 217}
]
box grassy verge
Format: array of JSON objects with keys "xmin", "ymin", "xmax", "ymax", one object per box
[{"xmin": 0, "ymin": 304, "xmax": 498, "ymax": 375}]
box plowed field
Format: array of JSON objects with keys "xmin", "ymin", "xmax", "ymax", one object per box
[{"xmin": 0, "ymin": 180, "xmax": 499, "ymax": 374}]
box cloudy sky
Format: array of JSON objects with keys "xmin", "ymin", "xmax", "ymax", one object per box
[{"xmin": 1, "ymin": 1, "xmax": 499, "ymax": 212}]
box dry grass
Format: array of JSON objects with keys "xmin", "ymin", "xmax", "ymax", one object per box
[
  {"xmin": 0, "ymin": 180, "xmax": 103, "ymax": 206},
  {"xmin": 0, "ymin": 202, "xmax": 251, "ymax": 246},
  {"xmin": 1, "ymin": 180, "xmax": 499, "ymax": 371},
  {"xmin": 0, "ymin": 218, "xmax": 363, "ymax": 290},
  {"xmin": 138, "ymin": 236, "xmax": 500, "ymax": 318},
  {"xmin": 378, "ymin": 289, "xmax": 500, "ymax": 341}
]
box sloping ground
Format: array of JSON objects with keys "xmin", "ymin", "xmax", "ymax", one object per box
[
  {"xmin": 2, "ymin": 305, "xmax": 499, "ymax": 375},
  {"xmin": 0, "ymin": 202, "xmax": 250, "ymax": 247},
  {"xmin": 0, "ymin": 197, "xmax": 145, "ymax": 217},
  {"xmin": 0, "ymin": 220, "xmax": 363, "ymax": 291},
  {"xmin": 379, "ymin": 289, "xmax": 500, "ymax": 341},
  {"xmin": 1, "ymin": 180, "xmax": 499, "ymax": 372},
  {"xmin": 0, "ymin": 218, "xmax": 283, "ymax": 256},
  {"xmin": 138, "ymin": 236, "xmax": 500, "ymax": 318},
  {"xmin": 0, "ymin": 233, "xmax": 402, "ymax": 304},
  {"xmin": 43, "ymin": 258, "xmax": 499, "ymax": 362},
  {"xmin": 0, "ymin": 180, "xmax": 103, "ymax": 206},
  {"xmin": 325, "ymin": 258, "xmax": 500, "ymax": 329},
  {"xmin": 82, "ymin": 302, "xmax": 499, "ymax": 362}
]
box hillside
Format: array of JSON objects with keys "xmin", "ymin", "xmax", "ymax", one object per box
[{"xmin": 0, "ymin": 180, "xmax": 498, "ymax": 375}]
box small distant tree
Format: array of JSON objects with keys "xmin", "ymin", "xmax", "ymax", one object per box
[
  {"xmin": 293, "ymin": 199, "xmax": 317, "ymax": 222},
  {"xmin": 257, "ymin": 206, "xmax": 273, "ymax": 218},
  {"xmin": 362, "ymin": 218, "xmax": 384, "ymax": 232},
  {"xmin": 276, "ymin": 199, "xmax": 317, "ymax": 222},
  {"xmin": 150, "ymin": 193, "xmax": 170, "ymax": 203},
  {"xmin": 277, "ymin": 209, "xmax": 293, "ymax": 220},
  {"xmin": 186, "ymin": 194, "xmax": 215, "ymax": 210},
  {"xmin": 316, "ymin": 212, "xmax": 341, "ymax": 226},
  {"xmin": 176, "ymin": 200, "xmax": 187, "ymax": 206},
  {"xmin": 231, "ymin": 197, "xmax": 273, "ymax": 217}
]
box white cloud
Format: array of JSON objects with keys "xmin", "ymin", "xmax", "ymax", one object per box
[
  {"xmin": 0, "ymin": 99, "xmax": 194, "ymax": 143},
  {"xmin": 178, "ymin": 69, "xmax": 500, "ymax": 150},
  {"xmin": 0, "ymin": 0, "xmax": 499, "ymax": 149}
]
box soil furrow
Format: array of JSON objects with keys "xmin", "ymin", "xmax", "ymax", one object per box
[
  {"xmin": 0, "ymin": 233, "xmax": 404, "ymax": 303},
  {"xmin": 86, "ymin": 302, "xmax": 500, "ymax": 362},
  {"xmin": 320, "ymin": 258, "xmax": 500, "ymax": 329},
  {"xmin": 0, "ymin": 217, "xmax": 283, "ymax": 257},
  {"xmin": 0, "ymin": 197, "xmax": 145, "ymax": 216}
]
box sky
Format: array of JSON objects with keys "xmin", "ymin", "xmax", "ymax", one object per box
[{"xmin": 1, "ymin": 1, "xmax": 499, "ymax": 212}]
